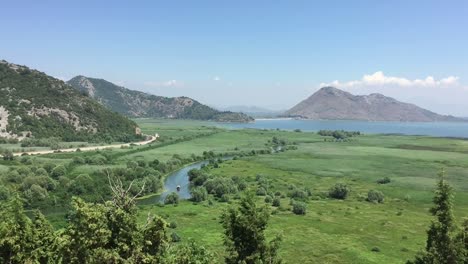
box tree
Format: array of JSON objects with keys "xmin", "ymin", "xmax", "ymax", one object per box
[
  {"xmin": 329, "ymin": 183, "xmax": 350, "ymax": 199},
  {"xmin": 2, "ymin": 149, "xmax": 14, "ymax": 161},
  {"xmin": 142, "ymin": 215, "xmax": 169, "ymax": 259},
  {"xmin": 0, "ymin": 196, "xmax": 34, "ymax": 263},
  {"xmin": 165, "ymin": 192, "xmax": 180, "ymax": 205},
  {"xmin": 220, "ymin": 192, "xmax": 282, "ymax": 264},
  {"xmin": 292, "ymin": 201, "xmax": 307, "ymax": 215},
  {"xmin": 367, "ymin": 190, "xmax": 385, "ymax": 203},
  {"xmin": 408, "ymin": 171, "xmax": 462, "ymax": 264}
]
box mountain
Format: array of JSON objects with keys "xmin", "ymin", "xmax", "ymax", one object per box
[
  {"xmin": 67, "ymin": 76, "xmax": 253, "ymax": 122},
  {"xmin": 285, "ymin": 86, "xmax": 463, "ymax": 122},
  {"xmin": 0, "ymin": 60, "xmax": 141, "ymax": 141}
]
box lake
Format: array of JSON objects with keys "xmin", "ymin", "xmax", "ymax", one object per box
[{"xmin": 220, "ymin": 119, "xmax": 468, "ymax": 138}]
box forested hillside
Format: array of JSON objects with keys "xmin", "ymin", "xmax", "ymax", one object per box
[
  {"xmin": 0, "ymin": 61, "xmax": 141, "ymax": 142},
  {"xmin": 68, "ymin": 76, "xmax": 254, "ymax": 122}
]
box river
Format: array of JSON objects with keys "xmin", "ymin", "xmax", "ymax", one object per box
[
  {"xmin": 219, "ymin": 119, "xmax": 468, "ymax": 138},
  {"xmin": 138, "ymin": 160, "xmax": 209, "ymax": 205}
]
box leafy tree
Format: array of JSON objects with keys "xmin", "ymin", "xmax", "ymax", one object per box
[
  {"xmin": 165, "ymin": 192, "xmax": 180, "ymax": 205},
  {"xmin": 164, "ymin": 241, "xmax": 213, "ymax": 264},
  {"xmin": 191, "ymin": 186, "xmax": 208, "ymax": 202},
  {"xmin": 367, "ymin": 190, "xmax": 385, "ymax": 203},
  {"xmin": 2, "ymin": 149, "xmax": 14, "ymax": 161},
  {"xmin": 292, "ymin": 201, "xmax": 307, "ymax": 215},
  {"xmin": 51, "ymin": 165, "xmax": 67, "ymax": 179},
  {"xmin": 0, "ymin": 196, "xmax": 34, "ymax": 263},
  {"xmin": 59, "ymin": 198, "xmax": 112, "ymax": 263},
  {"xmin": 220, "ymin": 192, "xmax": 282, "ymax": 264},
  {"xmin": 142, "ymin": 215, "xmax": 169, "ymax": 259},
  {"xmin": 329, "ymin": 183, "xmax": 350, "ymax": 200}
]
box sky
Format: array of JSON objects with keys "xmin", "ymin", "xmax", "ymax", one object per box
[{"xmin": 1, "ymin": 0, "xmax": 468, "ymax": 115}]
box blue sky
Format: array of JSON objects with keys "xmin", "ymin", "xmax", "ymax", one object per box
[{"xmin": 2, "ymin": 1, "xmax": 468, "ymax": 114}]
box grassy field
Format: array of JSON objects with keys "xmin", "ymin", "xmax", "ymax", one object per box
[{"xmin": 2, "ymin": 119, "xmax": 467, "ymax": 263}]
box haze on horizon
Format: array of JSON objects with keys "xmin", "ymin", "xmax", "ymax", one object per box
[{"xmin": 1, "ymin": 1, "xmax": 467, "ymax": 116}]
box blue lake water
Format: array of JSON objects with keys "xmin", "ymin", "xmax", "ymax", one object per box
[{"xmin": 219, "ymin": 119, "xmax": 468, "ymax": 138}]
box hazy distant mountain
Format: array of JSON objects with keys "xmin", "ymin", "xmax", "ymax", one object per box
[
  {"xmin": 217, "ymin": 105, "xmax": 276, "ymax": 113},
  {"xmin": 215, "ymin": 105, "xmax": 285, "ymax": 118},
  {"xmin": 285, "ymin": 86, "xmax": 463, "ymax": 122},
  {"xmin": 0, "ymin": 60, "xmax": 139, "ymax": 141},
  {"xmin": 67, "ymin": 76, "xmax": 253, "ymax": 122}
]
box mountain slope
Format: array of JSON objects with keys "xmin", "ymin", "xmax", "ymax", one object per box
[
  {"xmin": 285, "ymin": 87, "xmax": 462, "ymax": 122},
  {"xmin": 0, "ymin": 60, "xmax": 141, "ymax": 141},
  {"xmin": 67, "ymin": 76, "xmax": 253, "ymax": 122}
]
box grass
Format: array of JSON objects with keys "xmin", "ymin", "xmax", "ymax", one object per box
[{"xmin": 2, "ymin": 118, "xmax": 468, "ymax": 263}]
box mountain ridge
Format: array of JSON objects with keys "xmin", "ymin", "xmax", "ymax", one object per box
[
  {"xmin": 285, "ymin": 86, "xmax": 463, "ymax": 122},
  {"xmin": 0, "ymin": 60, "xmax": 141, "ymax": 141},
  {"xmin": 67, "ymin": 76, "xmax": 253, "ymax": 122}
]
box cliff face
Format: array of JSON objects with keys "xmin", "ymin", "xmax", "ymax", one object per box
[{"xmin": 285, "ymin": 87, "xmax": 462, "ymax": 122}]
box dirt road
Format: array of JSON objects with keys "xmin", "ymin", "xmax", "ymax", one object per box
[{"xmin": 7, "ymin": 134, "xmax": 158, "ymax": 157}]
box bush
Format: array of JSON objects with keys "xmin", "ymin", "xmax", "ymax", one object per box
[
  {"xmin": 292, "ymin": 201, "xmax": 307, "ymax": 215},
  {"xmin": 171, "ymin": 232, "xmax": 181, "ymax": 242},
  {"xmin": 169, "ymin": 222, "xmax": 177, "ymax": 229},
  {"xmin": 371, "ymin": 246, "xmax": 381, "ymax": 252},
  {"xmin": 272, "ymin": 197, "xmax": 281, "ymax": 207},
  {"xmin": 289, "ymin": 188, "xmax": 309, "ymax": 200},
  {"xmin": 191, "ymin": 186, "xmax": 208, "ymax": 202},
  {"xmin": 2, "ymin": 150, "xmax": 14, "ymax": 161},
  {"xmin": 220, "ymin": 194, "xmax": 230, "ymax": 203},
  {"xmin": 51, "ymin": 165, "xmax": 67, "ymax": 179},
  {"xmin": 256, "ymin": 187, "xmax": 267, "ymax": 196},
  {"xmin": 377, "ymin": 177, "xmax": 391, "ymax": 184},
  {"xmin": 164, "ymin": 192, "xmax": 179, "ymax": 205},
  {"xmin": 264, "ymin": 195, "xmax": 273, "ymax": 204},
  {"xmin": 204, "ymin": 178, "xmax": 237, "ymax": 198},
  {"xmin": 72, "ymin": 156, "xmax": 85, "ymax": 164},
  {"xmin": 367, "ymin": 190, "xmax": 385, "ymax": 203},
  {"xmin": 329, "ymin": 183, "xmax": 350, "ymax": 199}
]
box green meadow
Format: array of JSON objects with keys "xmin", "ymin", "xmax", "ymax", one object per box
[{"xmin": 2, "ymin": 119, "xmax": 467, "ymax": 263}]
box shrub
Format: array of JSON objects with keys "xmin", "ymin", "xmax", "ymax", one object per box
[
  {"xmin": 2, "ymin": 150, "xmax": 14, "ymax": 161},
  {"xmin": 377, "ymin": 177, "xmax": 391, "ymax": 184},
  {"xmin": 371, "ymin": 246, "xmax": 381, "ymax": 252},
  {"xmin": 367, "ymin": 190, "xmax": 385, "ymax": 203},
  {"xmin": 272, "ymin": 197, "xmax": 281, "ymax": 207},
  {"xmin": 169, "ymin": 222, "xmax": 177, "ymax": 229},
  {"xmin": 51, "ymin": 165, "xmax": 67, "ymax": 179},
  {"xmin": 329, "ymin": 183, "xmax": 350, "ymax": 199},
  {"xmin": 171, "ymin": 232, "xmax": 181, "ymax": 242},
  {"xmin": 264, "ymin": 195, "xmax": 273, "ymax": 204},
  {"xmin": 256, "ymin": 187, "xmax": 267, "ymax": 196},
  {"xmin": 220, "ymin": 194, "xmax": 230, "ymax": 203},
  {"xmin": 289, "ymin": 188, "xmax": 309, "ymax": 200},
  {"xmin": 164, "ymin": 192, "xmax": 179, "ymax": 205},
  {"xmin": 191, "ymin": 186, "xmax": 208, "ymax": 202},
  {"xmin": 72, "ymin": 156, "xmax": 85, "ymax": 164},
  {"xmin": 292, "ymin": 201, "xmax": 307, "ymax": 215},
  {"xmin": 204, "ymin": 178, "xmax": 237, "ymax": 198}
]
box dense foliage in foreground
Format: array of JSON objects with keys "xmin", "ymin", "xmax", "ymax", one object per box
[{"xmin": 0, "ymin": 186, "xmax": 282, "ymax": 264}]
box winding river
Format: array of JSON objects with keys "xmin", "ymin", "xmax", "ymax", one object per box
[{"xmin": 137, "ymin": 160, "xmax": 209, "ymax": 205}]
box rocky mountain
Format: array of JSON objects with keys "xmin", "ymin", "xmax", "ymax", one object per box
[
  {"xmin": 285, "ymin": 86, "xmax": 462, "ymax": 122},
  {"xmin": 67, "ymin": 76, "xmax": 253, "ymax": 122},
  {"xmin": 0, "ymin": 60, "xmax": 141, "ymax": 141}
]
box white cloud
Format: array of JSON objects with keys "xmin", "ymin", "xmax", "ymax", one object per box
[
  {"xmin": 319, "ymin": 71, "xmax": 461, "ymax": 89},
  {"xmin": 213, "ymin": 76, "xmax": 221, "ymax": 81},
  {"xmin": 144, "ymin": 80, "xmax": 183, "ymax": 88},
  {"xmin": 55, "ymin": 76, "xmax": 68, "ymax": 81}
]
